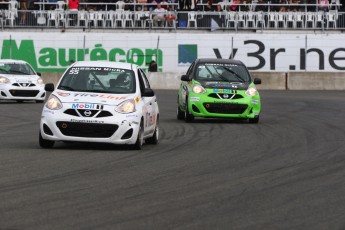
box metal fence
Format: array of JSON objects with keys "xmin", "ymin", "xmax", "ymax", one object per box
[{"xmin": 0, "ymin": 9, "xmax": 344, "ymax": 31}]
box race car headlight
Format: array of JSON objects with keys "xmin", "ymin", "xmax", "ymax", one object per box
[
  {"xmin": 245, "ymin": 87, "xmax": 258, "ymax": 96},
  {"xmin": 45, "ymin": 95, "xmax": 62, "ymax": 110},
  {"xmin": 37, "ymin": 77, "xmax": 44, "ymax": 85},
  {"xmin": 115, "ymin": 99, "xmax": 136, "ymax": 114},
  {"xmin": 0, "ymin": 76, "xmax": 10, "ymax": 84},
  {"xmin": 193, "ymin": 84, "xmax": 206, "ymax": 94}
]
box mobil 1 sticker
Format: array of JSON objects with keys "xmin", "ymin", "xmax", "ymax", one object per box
[{"xmin": 71, "ymin": 103, "xmax": 104, "ymax": 110}]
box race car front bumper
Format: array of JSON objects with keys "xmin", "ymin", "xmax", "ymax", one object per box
[
  {"xmin": 0, "ymin": 84, "xmax": 46, "ymax": 101},
  {"xmin": 40, "ymin": 108, "xmax": 142, "ymax": 145},
  {"xmin": 188, "ymin": 92, "xmax": 260, "ymax": 119}
]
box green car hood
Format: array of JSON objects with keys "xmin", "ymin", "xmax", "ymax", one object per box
[{"xmin": 200, "ymin": 81, "xmax": 250, "ymax": 90}]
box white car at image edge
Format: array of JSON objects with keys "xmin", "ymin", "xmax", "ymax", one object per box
[
  {"xmin": 0, "ymin": 59, "xmax": 46, "ymax": 102},
  {"xmin": 39, "ymin": 61, "xmax": 159, "ymax": 149}
]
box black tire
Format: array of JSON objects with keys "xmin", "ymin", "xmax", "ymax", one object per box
[
  {"xmin": 184, "ymin": 99, "xmax": 194, "ymax": 122},
  {"xmin": 177, "ymin": 95, "xmax": 185, "ymax": 120},
  {"xmin": 249, "ymin": 115, "xmax": 259, "ymax": 124},
  {"xmin": 133, "ymin": 122, "xmax": 144, "ymax": 150},
  {"xmin": 177, "ymin": 104, "xmax": 185, "ymax": 120},
  {"xmin": 39, "ymin": 131, "xmax": 55, "ymax": 148},
  {"xmin": 146, "ymin": 120, "xmax": 159, "ymax": 145}
]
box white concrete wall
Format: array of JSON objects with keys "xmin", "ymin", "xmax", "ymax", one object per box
[{"xmin": 41, "ymin": 72, "xmax": 345, "ymax": 90}]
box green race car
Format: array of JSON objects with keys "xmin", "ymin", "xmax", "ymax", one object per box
[{"xmin": 177, "ymin": 58, "xmax": 261, "ymax": 123}]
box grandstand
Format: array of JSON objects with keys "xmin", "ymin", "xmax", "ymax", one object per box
[{"xmin": 0, "ymin": 0, "xmax": 344, "ymax": 31}]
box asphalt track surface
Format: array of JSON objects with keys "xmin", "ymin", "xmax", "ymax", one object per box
[{"xmin": 0, "ymin": 90, "xmax": 345, "ymax": 230}]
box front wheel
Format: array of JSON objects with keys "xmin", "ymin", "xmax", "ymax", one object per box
[
  {"xmin": 146, "ymin": 121, "xmax": 159, "ymax": 145},
  {"xmin": 249, "ymin": 115, "xmax": 259, "ymax": 124},
  {"xmin": 184, "ymin": 99, "xmax": 194, "ymax": 123},
  {"xmin": 177, "ymin": 95, "xmax": 185, "ymax": 120},
  {"xmin": 39, "ymin": 131, "xmax": 55, "ymax": 148},
  {"xmin": 132, "ymin": 122, "xmax": 144, "ymax": 150},
  {"xmin": 177, "ymin": 105, "xmax": 185, "ymax": 120}
]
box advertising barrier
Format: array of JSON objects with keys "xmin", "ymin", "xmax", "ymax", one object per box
[{"xmin": 1, "ymin": 31, "xmax": 345, "ymax": 73}]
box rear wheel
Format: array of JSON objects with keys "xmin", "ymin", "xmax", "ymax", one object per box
[
  {"xmin": 39, "ymin": 131, "xmax": 55, "ymax": 148},
  {"xmin": 184, "ymin": 99, "xmax": 194, "ymax": 122},
  {"xmin": 249, "ymin": 115, "xmax": 259, "ymax": 124}
]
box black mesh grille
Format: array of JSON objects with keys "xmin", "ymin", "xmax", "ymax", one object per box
[
  {"xmin": 208, "ymin": 93, "xmax": 243, "ymax": 100},
  {"xmin": 9, "ymin": 90, "xmax": 39, "ymax": 97},
  {"xmin": 43, "ymin": 124, "xmax": 53, "ymax": 136},
  {"xmin": 121, "ymin": 128, "xmax": 133, "ymax": 140},
  {"xmin": 203, "ymin": 103, "xmax": 248, "ymax": 114},
  {"xmin": 64, "ymin": 109, "xmax": 113, "ymax": 118},
  {"xmin": 12, "ymin": 83, "xmax": 36, "ymax": 87},
  {"xmin": 192, "ymin": 104, "xmax": 200, "ymax": 113},
  {"xmin": 64, "ymin": 109, "xmax": 79, "ymax": 117},
  {"xmin": 96, "ymin": 111, "xmax": 113, "ymax": 118},
  {"xmin": 56, "ymin": 122, "xmax": 118, "ymax": 138}
]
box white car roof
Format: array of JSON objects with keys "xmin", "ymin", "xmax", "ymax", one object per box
[
  {"xmin": 0, "ymin": 59, "xmax": 29, "ymax": 64},
  {"xmin": 71, "ymin": 61, "xmax": 136, "ymax": 70}
]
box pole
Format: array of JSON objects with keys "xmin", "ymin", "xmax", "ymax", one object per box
[{"xmin": 156, "ymin": 35, "xmax": 160, "ymax": 64}]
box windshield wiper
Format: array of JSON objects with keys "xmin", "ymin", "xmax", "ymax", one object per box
[
  {"xmin": 222, "ymin": 67, "xmax": 245, "ymax": 82},
  {"xmin": 80, "ymin": 89, "xmax": 110, "ymax": 93},
  {"xmin": 9, "ymin": 70, "xmax": 30, "ymax": 75},
  {"xmin": 205, "ymin": 65, "xmax": 232, "ymax": 83},
  {"xmin": 0, "ymin": 69, "xmax": 10, "ymax": 74},
  {"xmin": 58, "ymin": 85, "xmax": 75, "ymax": 91}
]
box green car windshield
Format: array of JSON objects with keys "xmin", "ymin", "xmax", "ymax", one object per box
[{"xmin": 195, "ymin": 64, "xmax": 251, "ymax": 83}]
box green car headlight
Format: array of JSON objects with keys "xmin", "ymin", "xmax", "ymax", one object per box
[
  {"xmin": 245, "ymin": 86, "xmax": 258, "ymax": 96},
  {"xmin": 193, "ymin": 84, "xmax": 206, "ymax": 94}
]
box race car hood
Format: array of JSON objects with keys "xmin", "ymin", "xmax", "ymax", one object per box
[
  {"xmin": 201, "ymin": 81, "xmax": 250, "ymax": 90},
  {"xmin": 53, "ymin": 90, "xmax": 133, "ymax": 106},
  {"xmin": 3, "ymin": 75, "xmax": 41, "ymax": 83}
]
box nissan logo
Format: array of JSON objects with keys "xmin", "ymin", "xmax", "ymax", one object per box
[
  {"xmin": 84, "ymin": 110, "xmax": 92, "ymax": 116},
  {"xmin": 223, "ymin": 94, "xmax": 229, "ymax": 99}
]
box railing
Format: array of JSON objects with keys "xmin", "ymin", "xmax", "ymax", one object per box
[
  {"xmin": 0, "ymin": 9, "xmax": 344, "ymax": 31},
  {"xmin": 34, "ymin": 2, "xmax": 179, "ymax": 11}
]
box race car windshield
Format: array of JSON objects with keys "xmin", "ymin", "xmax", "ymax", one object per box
[
  {"xmin": 0, "ymin": 63, "xmax": 36, "ymax": 75},
  {"xmin": 195, "ymin": 64, "xmax": 251, "ymax": 83},
  {"xmin": 58, "ymin": 67, "xmax": 136, "ymax": 94}
]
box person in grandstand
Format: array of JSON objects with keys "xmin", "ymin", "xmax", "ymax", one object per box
[{"xmin": 152, "ymin": 3, "xmax": 166, "ymax": 27}]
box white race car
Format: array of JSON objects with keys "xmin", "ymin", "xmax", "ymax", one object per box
[
  {"xmin": 39, "ymin": 61, "xmax": 159, "ymax": 149},
  {"xmin": 0, "ymin": 59, "xmax": 46, "ymax": 103}
]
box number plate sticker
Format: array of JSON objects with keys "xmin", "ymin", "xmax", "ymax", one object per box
[{"xmin": 213, "ymin": 89, "xmax": 232, "ymax": 93}]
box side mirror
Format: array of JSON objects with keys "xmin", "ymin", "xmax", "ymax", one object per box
[
  {"xmin": 45, "ymin": 83, "xmax": 55, "ymax": 92},
  {"xmin": 37, "ymin": 72, "xmax": 42, "ymax": 77},
  {"xmin": 181, "ymin": 75, "xmax": 190, "ymax": 81},
  {"xmin": 253, "ymin": 78, "xmax": 261, "ymax": 85},
  {"xmin": 142, "ymin": 88, "xmax": 155, "ymax": 97}
]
